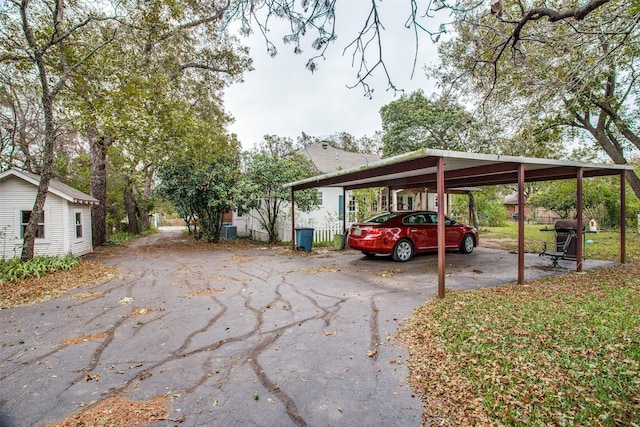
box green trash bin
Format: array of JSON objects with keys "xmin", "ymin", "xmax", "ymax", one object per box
[{"xmin": 295, "ymin": 227, "xmax": 314, "ymax": 252}]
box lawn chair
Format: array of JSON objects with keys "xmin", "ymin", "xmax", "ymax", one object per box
[{"xmin": 539, "ymin": 230, "xmax": 576, "ymax": 268}]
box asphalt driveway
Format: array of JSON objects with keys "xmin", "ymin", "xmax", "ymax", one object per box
[{"xmin": 0, "ymin": 228, "xmax": 614, "ymax": 426}]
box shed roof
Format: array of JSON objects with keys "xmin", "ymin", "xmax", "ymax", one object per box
[
  {"xmin": 0, "ymin": 168, "xmax": 99, "ymax": 205},
  {"xmin": 286, "ymin": 148, "xmax": 632, "ymax": 191}
]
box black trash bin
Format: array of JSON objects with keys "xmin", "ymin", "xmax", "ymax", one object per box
[
  {"xmin": 554, "ymin": 220, "xmax": 584, "ymax": 260},
  {"xmin": 295, "ymin": 227, "xmax": 314, "ymax": 252}
]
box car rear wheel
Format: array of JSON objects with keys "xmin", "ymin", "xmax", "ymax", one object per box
[
  {"xmin": 392, "ymin": 239, "xmax": 413, "ymax": 262},
  {"xmin": 459, "ymin": 234, "xmax": 475, "ymax": 254}
]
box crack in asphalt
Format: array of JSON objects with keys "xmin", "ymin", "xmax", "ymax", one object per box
[{"xmin": 0, "ymin": 231, "xmax": 423, "ymax": 426}]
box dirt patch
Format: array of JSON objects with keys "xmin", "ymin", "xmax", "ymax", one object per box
[
  {"xmin": 49, "ymin": 395, "xmax": 171, "ymax": 427},
  {"xmin": 60, "ymin": 333, "xmax": 108, "ymax": 346}
]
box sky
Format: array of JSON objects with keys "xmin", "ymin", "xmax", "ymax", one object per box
[{"xmin": 223, "ymin": 2, "xmax": 448, "ymax": 151}]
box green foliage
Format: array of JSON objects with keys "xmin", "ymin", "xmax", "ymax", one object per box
[
  {"xmin": 156, "ymin": 154, "xmax": 248, "ymax": 242},
  {"xmin": 528, "ymin": 177, "xmax": 636, "ymax": 227},
  {"xmin": 243, "ymin": 135, "xmax": 320, "ymax": 244},
  {"xmin": 105, "ymin": 229, "xmax": 156, "ymax": 246},
  {"xmin": 351, "ymin": 188, "xmax": 383, "ymax": 222},
  {"xmin": 0, "ymin": 254, "xmax": 78, "ymax": 284},
  {"xmin": 380, "ymin": 91, "xmax": 483, "ymax": 157},
  {"xmin": 453, "ymin": 188, "xmax": 507, "ymax": 227},
  {"xmin": 436, "ymin": 0, "xmax": 640, "ymax": 197},
  {"xmin": 484, "ymin": 223, "xmax": 640, "ymax": 262}
]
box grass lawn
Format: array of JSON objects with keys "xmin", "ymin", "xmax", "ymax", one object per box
[
  {"xmin": 481, "ymin": 223, "xmax": 640, "ymax": 263},
  {"xmin": 399, "ymin": 225, "xmax": 640, "ymax": 426}
]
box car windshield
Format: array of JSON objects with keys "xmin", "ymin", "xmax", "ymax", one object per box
[{"xmin": 362, "ymin": 212, "xmax": 401, "ymax": 224}]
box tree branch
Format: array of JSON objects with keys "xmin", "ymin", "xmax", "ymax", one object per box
[{"xmin": 511, "ymin": 0, "xmax": 611, "ymax": 45}]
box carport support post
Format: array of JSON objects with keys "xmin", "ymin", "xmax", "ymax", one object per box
[
  {"xmin": 342, "ymin": 187, "xmax": 347, "ymax": 233},
  {"xmin": 437, "ymin": 156, "xmax": 446, "ymax": 299},
  {"xmin": 291, "ymin": 188, "xmax": 296, "ymax": 251},
  {"xmin": 621, "ymin": 171, "xmax": 626, "ymax": 264},
  {"xmin": 517, "ymin": 163, "xmax": 525, "ymax": 285},
  {"xmin": 576, "ymin": 168, "xmax": 584, "ymax": 272}
]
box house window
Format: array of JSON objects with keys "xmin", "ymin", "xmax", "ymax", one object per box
[
  {"xmin": 381, "ymin": 195, "xmax": 388, "ymax": 211},
  {"xmin": 75, "ymin": 212, "xmax": 83, "ymax": 238},
  {"xmin": 348, "ymin": 195, "xmax": 356, "ymax": 213},
  {"xmin": 397, "ymin": 196, "xmax": 405, "ymax": 210},
  {"xmin": 317, "ymin": 191, "xmax": 323, "ymax": 206},
  {"xmin": 21, "ymin": 210, "xmax": 45, "ymax": 239},
  {"xmin": 338, "ymin": 195, "xmax": 344, "ymax": 220},
  {"xmin": 371, "ymin": 199, "xmax": 379, "ymax": 212},
  {"xmin": 407, "ymin": 196, "xmax": 413, "ymax": 211}
]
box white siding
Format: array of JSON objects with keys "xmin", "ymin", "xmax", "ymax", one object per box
[
  {"xmin": 0, "ymin": 175, "xmax": 93, "ymax": 258},
  {"xmin": 233, "ymin": 186, "xmax": 348, "ymax": 243},
  {"xmin": 68, "ymin": 206, "xmax": 93, "ymax": 256}
]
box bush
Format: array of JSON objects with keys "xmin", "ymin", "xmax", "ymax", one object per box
[
  {"xmin": 105, "ymin": 231, "xmax": 137, "ymax": 245},
  {"xmin": 0, "ymin": 253, "xmax": 79, "ymax": 284}
]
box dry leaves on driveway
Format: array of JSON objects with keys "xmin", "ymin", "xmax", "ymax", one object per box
[{"xmin": 0, "ymin": 261, "xmax": 118, "ymax": 309}]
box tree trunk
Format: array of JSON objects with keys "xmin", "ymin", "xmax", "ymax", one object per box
[
  {"xmin": 124, "ymin": 180, "xmax": 139, "ymax": 234},
  {"xmin": 578, "ymin": 115, "xmax": 640, "ymax": 200},
  {"xmin": 87, "ymin": 125, "xmax": 113, "ymax": 246},
  {"xmin": 468, "ymin": 192, "xmax": 480, "ymax": 229},
  {"xmin": 139, "ymin": 169, "xmax": 154, "ymax": 231},
  {"xmin": 21, "ymin": 45, "xmax": 56, "ymax": 262}
]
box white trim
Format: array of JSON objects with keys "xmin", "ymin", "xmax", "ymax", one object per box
[
  {"xmin": 15, "ymin": 206, "xmax": 50, "ymax": 244},
  {"xmin": 74, "ymin": 210, "xmax": 84, "ymax": 240}
]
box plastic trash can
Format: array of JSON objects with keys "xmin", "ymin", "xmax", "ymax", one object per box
[{"xmin": 295, "ymin": 228, "xmax": 314, "ymax": 252}]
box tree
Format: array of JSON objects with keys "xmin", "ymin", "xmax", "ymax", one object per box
[
  {"xmin": 156, "ymin": 153, "xmax": 248, "ymax": 242},
  {"xmin": 452, "ymin": 187, "xmax": 508, "ymax": 227},
  {"xmin": 380, "ymin": 91, "xmax": 487, "ymax": 157},
  {"xmin": 1, "ymin": 0, "xmax": 120, "ymax": 260},
  {"xmin": 436, "ymin": 0, "xmax": 640, "ymax": 198},
  {"xmin": 528, "ymin": 177, "xmax": 633, "ymax": 227},
  {"xmin": 63, "ymin": 1, "xmax": 251, "ymax": 243},
  {"xmin": 243, "ymin": 135, "xmax": 320, "ymax": 244},
  {"xmin": 223, "ymin": 0, "xmax": 615, "ymax": 97}
]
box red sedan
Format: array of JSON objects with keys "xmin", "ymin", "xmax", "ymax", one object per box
[{"xmin": 347, "ymin": 211, "xmax": 478, "ymax": 262}]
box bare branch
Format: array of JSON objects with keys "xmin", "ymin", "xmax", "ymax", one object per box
[{"xmin": 511, "ymin": 0, "xmax": 611, "ymax": 45}]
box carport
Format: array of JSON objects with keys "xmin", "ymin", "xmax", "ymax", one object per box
[{"xmin": 285, "ymin": 148, "xmax": 632, "ymax": 298}]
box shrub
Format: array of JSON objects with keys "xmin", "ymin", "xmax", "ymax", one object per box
[{"xmin": 0, "ymin": 253, "xmax": 79, "ymax": 284}]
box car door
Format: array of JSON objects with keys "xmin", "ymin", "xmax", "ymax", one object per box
[
  {"xmin": 404, "ymin": 214, "xmax": 435, "ymax": 250},
  {"xmin": 445, "ymin": 216, "xmax": 462, "ymax": 247},
  {"xmin": 426, "ymin": 213, "xmax": 458, "ymax": 249}
]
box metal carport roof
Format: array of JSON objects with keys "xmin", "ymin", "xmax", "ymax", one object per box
[{"xmin": 285, "ymin": 149, "xmax": 633, "ymax": 298}]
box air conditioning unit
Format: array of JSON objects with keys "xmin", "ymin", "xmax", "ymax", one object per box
[{"xmin": 222, "ymin": 225, "xmax": 237, "ymax": 240}]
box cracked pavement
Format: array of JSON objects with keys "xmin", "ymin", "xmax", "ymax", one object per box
[{"xmin": 0, "ymin": 228, "xmax": 614, "ymax": 426}]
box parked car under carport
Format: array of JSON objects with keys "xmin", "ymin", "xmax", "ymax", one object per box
[{"xmin": 347, "ymin": 211, "xmax": 478, "ymax": 262}]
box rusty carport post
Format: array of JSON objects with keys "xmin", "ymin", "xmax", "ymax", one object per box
[
  {"xmin": 437, "ymin": 156, "xmax": 446, "ymax": 298},
  {"xmin": 517, "ymin": 163, "xmax": 525, "ymax": 285},
  {"xmin": 291, "ymin": 187, "xmax": 296, "ymax": 251},
  {"xmin": 576, "ymin": 168, "xmax": 584, "ymax": 272},
  {"xmin": 621, "ymin": 170, "xmax": 627, "ymax": 264}
]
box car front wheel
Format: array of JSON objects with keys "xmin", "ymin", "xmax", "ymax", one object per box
[
  {"xmin": 459, "ymin": 234, "xmax": 475, "ymax": 254},
  {"xmin": 392, "ymin": 239, "xmax": 413, "ymax": 262}
]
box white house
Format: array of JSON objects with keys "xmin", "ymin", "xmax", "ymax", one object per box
[
  {"xmin": 233, "ymin": 142, "xmax": 381, "ymax": 242},
  {"xmin": 233, "ymin": 142, "xmax": 458, "ymax": 243},
  {"xmin": 0, "ymin": 168, "xmax": 98, "ymax": 259}
]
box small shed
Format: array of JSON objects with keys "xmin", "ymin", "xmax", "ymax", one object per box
[{"xmin": 0, "ymin": 168, "xmax": 98, "ymax": 259}]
